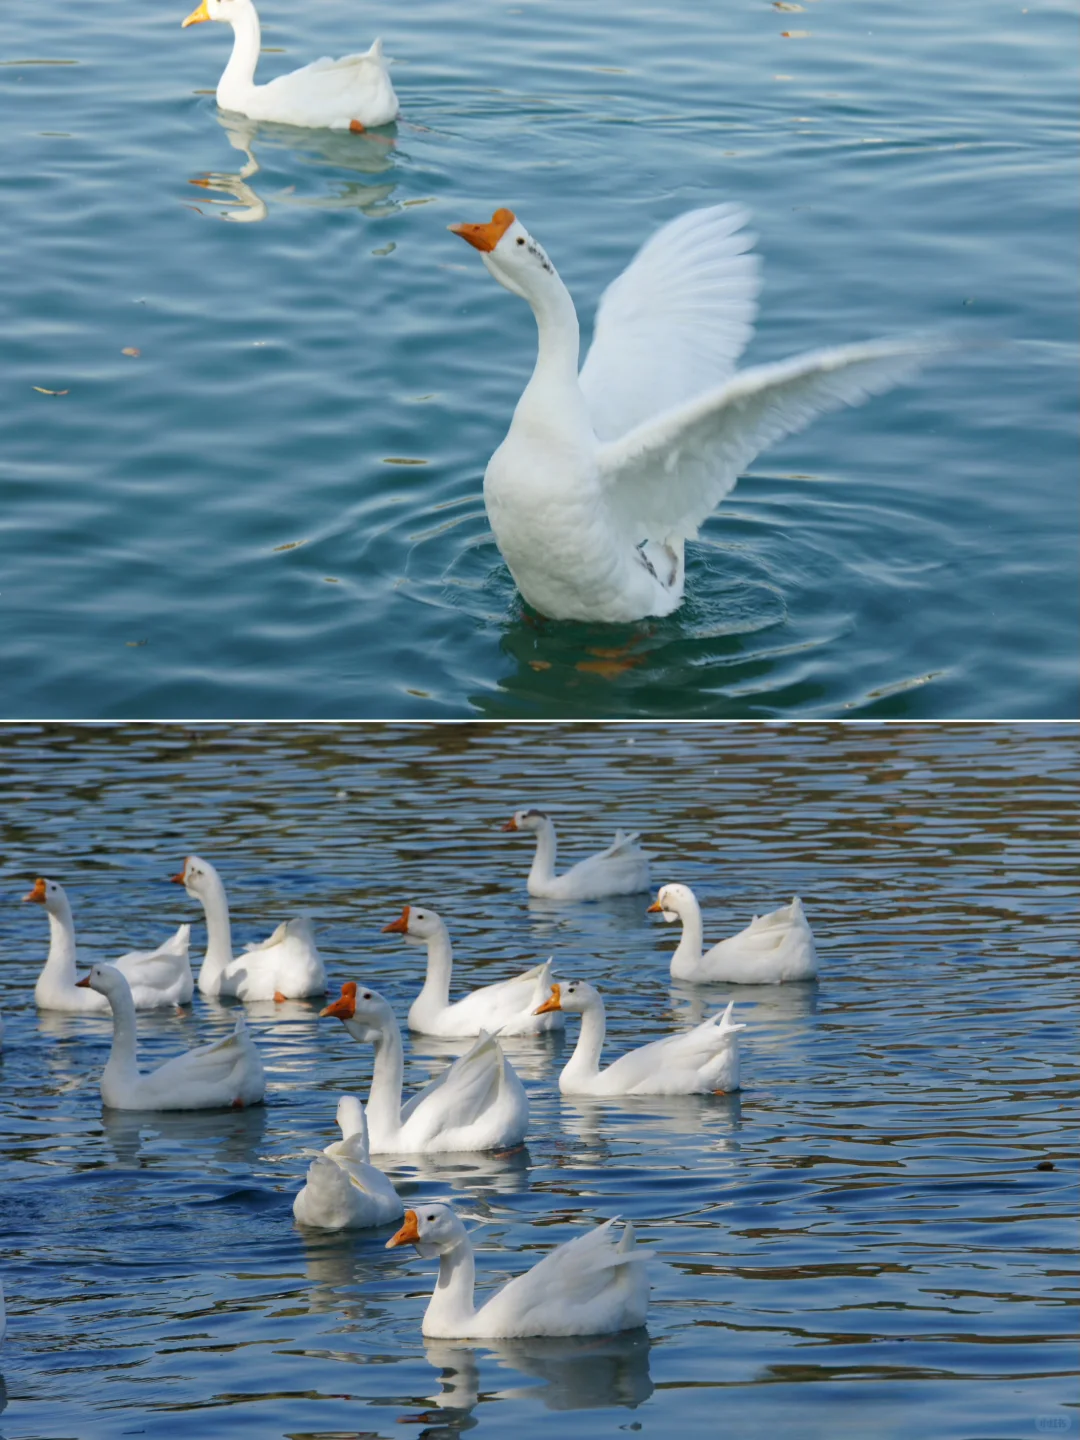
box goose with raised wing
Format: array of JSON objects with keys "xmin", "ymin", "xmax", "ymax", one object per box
[
  {"xmin": 293, "ymin": 1095, "xmax": 404, "ymax": 1230},
  {"xmin": 76, "ymin": 964, "xmax": 265, "ymax": 1110},
  {"xmin": 23, "ymin": 877, "xmax": 192, "ymax": 1013},
  {"xmin": 320, "ymin": 982, "xmax": 528, "ymax": 1153},
  {"xmin": 172, "ymin": 855, "xmax": 326, "ymax": 1001},
  {"xmin": 450, "ymin": 204, "xmax": 934, "ymax": 622},
  {"xmin": 648, "ymin": 884, "xmax": 818, "ymax": 984},
  {"xmin": 387, "ymin": 1203, "xmax": 651, "ymax": 1338},
  {"xmin": 502, "ymin": 810, "xmax": 650, "ymax": 900},
  {"xmin": 182, "ymin": 0, "xmax": 397, "ymax": 130},
  {"xmin": 382, "ymin": 904, "xmax": 563, "ymax": 1036},
  {"xmin": 535, "ymin": 980, "xmax": 743, "ymax": 1095}
]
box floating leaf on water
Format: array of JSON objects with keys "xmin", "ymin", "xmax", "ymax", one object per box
[
  {"xmin": 372, "ymin": 242, "xmax": 396, "ymax": 257},
  {"xmin": 324, "ymin": 577, "xmax": 340, "ymax": 584},
  {"xmin": 383, "ymin": 457, "xmax": 428, "ymax": 466},
  {"xmin": 272, "ymin": 540, "xmax": 306, "ymax": 552},
  {"xmin": 122, "ymin": 347, "xmax": 141, "ymax": 357},
  {"xmin": 33, "ymin": 386, "xmax": 68, "ymax": 395},
  {"xmin": 528, "ymin": 660, "xmax": 552, "ymax": 671},
  {"xmin": 125, "ymin": 639, "xmax": 149, "ymax": 648},
  {"xmin": 781, "ymin": 29, "xmax": 811, "ymax": 37},
  {"xmin": 773, "ymin": 2, "xmax": 804, "ymax": 10}
]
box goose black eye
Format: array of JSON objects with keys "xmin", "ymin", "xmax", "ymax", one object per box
[
  {"xmin": 516, "ymin": 237, "xmax": 525, "ymax": 246},
  {"xmin": 363, "ymin": 991, "xmax": 372, "ymax": 1000},
  {"xmin": 427, "ymin": 1213, "xmax": 436, "ymax": 1221}
]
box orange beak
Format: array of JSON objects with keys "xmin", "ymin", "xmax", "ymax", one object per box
[
  {"xmin": 320, "ymin": 982, "xmax": 357, "ymax": 1021},
  {"xmin": 170, "ymin": 860, "xmax": 189, "ymax": 885},
  {"xmin": 534, "ymin": 982, "xmax": 562, "ymax": 1016},
  {"xmin": 75, "ymin": 973, "xmax": 92, "ymax": 988},
  {"xmin": 23, "ymin": 877, "xmax": 48, "ymax": 904},
  {"xmin": 646, "ymin": 899, "xmax": 663, "ymax": 914},
  {"xmin": 382, "ymin": 905, "xmax": 410, "ymax": 935},
  {"xmin": 502, "ymin": 816, "xmax": 519, "ymax": 832},
  {"xmin": 449, "ymin": 208, "xmax": 516, "ymax": 253},
  {"xmin": 386, "ymin": 1209, "xmax": 421, "ymax": 1248},
  {"xmin": 182, "ymin": 0, "xmax": 211, "ymax": 27}
]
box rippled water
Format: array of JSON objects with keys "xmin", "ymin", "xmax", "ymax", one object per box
[
  {"xmin": 0, "ymin": 722, "xmax": 1076, "ymax": 1437},
  {"xmin": 0, "ymin": 0, "xmax": 1076, "ymax": 717}
]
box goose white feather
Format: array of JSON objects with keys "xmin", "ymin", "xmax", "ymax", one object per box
[
  {"xmin": 382, "ymin": 904, "xmax": 564, "ymax": 1036},
  {"xmin": 182, "ymin": 0, "xmax": 398, "ymax": 130},
  {"xmin": 173, "ymin": 855, "xmax": 326, "ymax": 1001},
  {"xmin": 503, "ymin": 809, "xmax": 651, "ymax": 900},
  {"xmin": 320, "ymin": 983, "xmax": 529, "ymax": 1153},
  {"xmin": 76, "ymin": 964, "xmax": 266, "ymax": 1110},
  {"xmin": 451, "ymin": 205, "xmax": 935, "ymax": 621},
  {"xmin": 386, "ymin": 1202, "xmax": 651, "ymax": 1338},
  {"xmin": 535, "ymin": 980, "xmax": 743, "ymax": 1095},
  {"xmin": 23, "ymin": 877, "xmax": 193, "ymax": 1013},
  {"xmin": 293, "ymin": 1095, "xmax": 404, "ymax": 1230},
  {"xmin": 649, "ymin": 884, "xmax": 818, "ymax": 984}
]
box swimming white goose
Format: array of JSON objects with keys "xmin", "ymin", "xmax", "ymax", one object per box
[
  {"xmin": 648, "ymin": 884, "xmax": 818, "ymax": 984},
  {"xmin": 450, "ymin": 205, "xmax": 933, "ymax": 622},
  {"xmin": 502, "ymin": 810, "xmax": 650, "ymax": 901},
  {"xmin": 320, "ymin": 983, "xmax": 528, "ymax": 1153},
  {"xmin": 293, "ymin": 1095, "xmax": 404, "ymax": 1230},
  {"xmin": 534, "ymin": 980, "xmax": 743, "ymax": 1095},
  {"xmin": 23, "ymin": 877, "xmax": 193, "ymax": 1013},
  {"xmin": 172, "ymin": 855, "xmax": 326, "ymax": 1001},
  {"xmin": 76, "ymin": 964, "xmax": 266, "ymax": 1110},
  {"xmin": 382, "ymin": 904, "xmax": 564, "ymax": 1037},
  {"xmin": 182, "ymin": 0, "xmax": 398, "ymax": 130},
  {"xmin": 386, "ymin": 1203, "xmax": 651, "ymax": 1338}
]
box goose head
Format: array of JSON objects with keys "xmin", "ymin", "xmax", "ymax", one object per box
[
  {"xmin": 502, "ymin": 808, "xmax": 548, "ymax": 834},
  {"xmin": 319, "ymin": 981, "xmax": 394, "ymax": 1043},
  {"xmin": 381, "ymin": 904, "xmax": 445, "ymax": 947},
  {"xmin": 170, "ymin": 854, "xmax": 218, "ymax": 902},
  {"xmin": 22, "ymin": 876, "xmax": 71, "ymax": 919},
  {"xmin": 386, "ymin": 1202, "xmax": 465, "ymax": 1258},
  {"xmin": 336, "ymin": 1094, "xmax": 366, "ymax": 1140},
  {"xmin": 647, "ymin": 883, "xmax": 696, "ymax": 924},
  {"xmin": 450, "ymin": 210, "xmax": 557, "ymax": 303},
  {"xmin": 75, "ymin": 963, "xmax": 130, "ymax": 1000},
  {"xmin": 534, "ymin": 979, "xmax": 600, "ymax": 1016},
  {"xmin": 182, "ymin": 0, "xmax": 253, "ymax": 29}
]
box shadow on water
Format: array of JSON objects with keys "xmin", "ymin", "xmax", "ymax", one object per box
[
  {"xmin": 99, "ymin": 1102, "xmax": 268, "ymax": 1168},
  {"xmin": 186, "ymin": 111, "xmax": 401, "ymax": 223}
]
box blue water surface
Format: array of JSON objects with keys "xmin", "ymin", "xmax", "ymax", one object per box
[
  {"xmin": 0, "ymin": 722, "xmax": 1076, "ymax": 1437},
  {"xmin": 0, "ymin": 0, "xmax": 1076, "ymax": 717}
]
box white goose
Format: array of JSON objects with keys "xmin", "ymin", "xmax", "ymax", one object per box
[
  {"xmin": 172, "ymin": 855, "xmax": 326, "ymax": 1001},
  {"xmin": 535, "ymin": 980, "xmax": 743, "ymax": 1095},
  {"xmin": 320, "ymin": 983, "xmax": 528, "ymax": 1153},
  {"xmin": 293, "ymin": 1095, "xmax": 404, "ymax": 1230},
  {"xmin": 450, "ymin": 205, "xmax": 934, "ymax": 622},
  {"xmin": 648, "ymin": 884, "xmax": 818, "ymax": 984},
  {"xmin": 182, "ymin": 0, "xmax": 398, "ymax": 131},
  {"xmin": 76, "ymin": 964, "xmax": 266, "ymax": 1110},
  {"xmin": 23, "ymin": 877, "xmax": 193, "ymax": 1013},
  {"xmin": 387, "ymin": 1203, "xmax": 651, "ymax": 1339},
  {"xmin": 502, "ymin": 810, "xmax": 650, "ymax": 901},
  {"xmin": 382, "ymin": 904, "xmax": 564, "ymax": 1037}
]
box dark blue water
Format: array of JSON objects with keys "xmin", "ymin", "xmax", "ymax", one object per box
[
  {"xmin": 0, "ymin": 722, "xmax": 1076, "ymax": 1436},
  {"xmin": 0, "ymin": 0, "xmax": 1076, "ymax": 717}
]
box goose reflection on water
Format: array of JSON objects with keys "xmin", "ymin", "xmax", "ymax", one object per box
[
  {"xmin": 187, "ymin": 111, "xmax": 401, "ymax": 223},
  {"xmin": 100, "ymin": 1100, "xmax": 267, "ymax": 1168}
]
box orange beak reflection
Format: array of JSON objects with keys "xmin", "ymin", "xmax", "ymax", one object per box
[
  {"xmin": 534, "ymin": 983, "xmax": 562, "ymax": 1016},
  {"xmin": 449, "ymin": 208, "xmax": 516, "ymax": 253},
  {"xmin": 23, "ymin": 877, "xmax": 48, "ymax": 904},
  {"xmin": 386, "ymin": 1208, "xmax": 421, "ymax": 1248},
  {"xmin": 320, "ymin": 982, "xmax": 357, "ymax": 1021},
  {"xmin": 382, "ymin": 905, "xmax": 410, "ymax": 935}
]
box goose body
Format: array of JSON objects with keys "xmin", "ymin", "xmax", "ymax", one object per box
[
  {"xmin": 320, "ymin": 983, "xmax": 529, "ymax": 1153},
  {"xmin": 173, "ymin": 855, "xmax": 326, "ymax": 1001},
  {"xmin": 182, "ymin": 0, "xmax": 398, "ymax": 130},
  {"xmin": 23, "ymin": 877, "xmax": 193, "ymax": 1013},
  {"xmin": 450, "ymin": 205, "xmax": 934, "ymax": 622},
  {"xmin": 649, "ymin": 884, "xmax": 818, "ymax": 984},
  {"xmin": 76, "ymin": 964, "xmax": 265, "ymax": 1111},
  {"xmin": 503, "ymin": 810, "xmax": 650, "ymax": 901},
  {"xmin": 293, "ymin": 1095, "xmax": 404, "ymax": 1230},
  {"xmin": 535, "ymin": 980, "xmax": 743, "ymax": 1095},
  {"xmin": 387, "ymin": 1203, "xmax": 651, "ymax": 1339},
  {"xmin": 383, "ymin": 904, "xmax": 564, "ymax": 1037}
]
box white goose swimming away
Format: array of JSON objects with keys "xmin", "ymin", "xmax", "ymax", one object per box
[
  {"xmin": 503, "ymin": 809, "xmax": 650, "ymax": 900},
  {"xmin": 649, "ymin": 884, "xmax": 818, "ymax": 984},
  {"xmin": 293, "ymin": 1095, "xmax": 404, "ymax": 1230}
]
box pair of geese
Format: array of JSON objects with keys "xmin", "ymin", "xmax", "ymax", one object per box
[{"xmin": 181, "ymin": 0, "xmax": 935, "ymax": 624}]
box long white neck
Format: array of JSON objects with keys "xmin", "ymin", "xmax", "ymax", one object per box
[
  {"xmin": 196, "ymin": 868, "xmax": 234, "ymax": 990},
  {"xmin": 364, "ymin": 1020, "xmax": 405, "ymax": 1148},
  {"xmin": 42, "ymin": 897, "xmax": 78, "ymax": 985},
  {"xmin": 561, "ymin": 996, "xmax": 608, "ymax": 1087},
  {"xmin": 217, "ymin": 7, "xmax": 262, "ymax": 109},
  {"xmin": 423, "ymin": 1236, "xmax": 478, "ymax": 1336},
  {"xmin": 515, "ymin": 276, "xmax": 585, "ymax": 429},
  {"xmin": 100, "ymin": 983, "xmax": 141, "ymax": 1093},
  {"xmin": 414, "ymin": 921, "xmax": 454, "ymax": 1013},
  {"xmin": 669, "ymin": 894, "xmax": 706, "ymax": 978},
  {"xmin": 527, "ymin": 817, "xmax": 559, "ymax": 888}
]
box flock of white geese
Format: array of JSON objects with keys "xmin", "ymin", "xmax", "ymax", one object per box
[
  {"xmin": 9, "ymin": 809, "xmax": 818, "ymax": 1341},
  {"xmin": 178, "ymin": 0, "xmax": 937, "ymax": 624}
]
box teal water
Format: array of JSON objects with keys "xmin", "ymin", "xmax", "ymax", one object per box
[
  {"xmin": 0, "ymin": 0, "xmax": 1076, "ymax": 718},
  {"xmin": 0, "ymin": 722, "xmax": 1077, "ymax": 1437}
]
